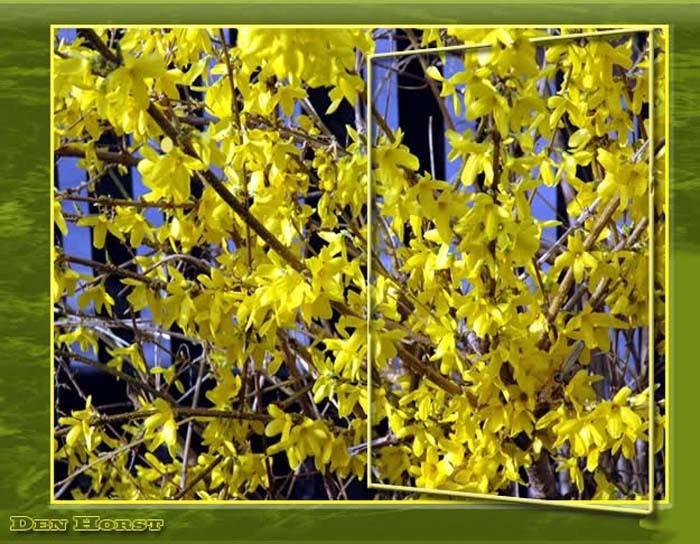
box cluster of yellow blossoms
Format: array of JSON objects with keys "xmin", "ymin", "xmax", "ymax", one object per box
[{"xmin": 53, "ymin": 27, "xmax": 665, "ymax": 500}]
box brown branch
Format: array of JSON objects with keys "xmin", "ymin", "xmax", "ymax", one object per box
[
  {"xmin": 544, "ymin": 195, "xmax": 621, "ymax": 326},
  {"xmin": 279, "ymin": 336, "xmax": 317, "ymax": 418},
  {"xmin": 54, "ymin": 436, "xmax": 147, "ymax": 490},
  {"xmin": 563, "ymin": 216, "xmax": 650, "ymax": 313},
  {"xmin": 491, "ymin": 116, "xmax": 502, "ymax": 185},
  {"xmin": 146, "ymin": 102, "xmax": 307, "ymax": 274},
  {"xmin": 55, "ymin": 405, "xmax": 303, "ymax": 439},
  {"xmin": 61, "ymin": 194, "xmax": 194, "ymax": 210},
  {"xmin": 55, "ymin": 145, "xmax": 141, "ymax": 168},
  {"xmin": 57, "ymin": 254, "xmax": 166, "ymax": 289},
  {"xmin": 247, "ymin": 114, "xmax": 350, "ymax": 156},
  {"xmin": 524, "ymin": 451, "xmax": 561, "ymax": 499},
  {"xmin": 82, "ymin": 28, "xmax": 120, "ymax": 64},
  {"xmin": 396, "ymin": 344, "xmax": 462, "ymax": 396},
  {"xmin": 218, "ymin": 29, "xmax": 253, "ymax": 270},
  {"xmin": 55, "ymin": 349, "xmax": 171, "ymax": 403},
  {"xmin": 172, "ymin": 454, "xmax": 224, "ymax": 500},
  {"xmin": 370, "ymin": 103, "xmax": 396, "ymax": 144}
]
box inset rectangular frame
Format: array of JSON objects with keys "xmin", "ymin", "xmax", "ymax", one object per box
[{"xmin": 365, "ymin": 25, "xmax": 668, "ymax": 514}]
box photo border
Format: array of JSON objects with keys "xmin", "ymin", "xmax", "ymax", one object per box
[
  {"xmin": 49, "ymin": 23, "xmax": 668, "ymax": 509},
  {"xmin": 1, "ymin": 3, "xmax": 694, "ymax": 543},
  {"xmin": 365, "ymin": 25, "xmax": 668, "ymax": 514}
]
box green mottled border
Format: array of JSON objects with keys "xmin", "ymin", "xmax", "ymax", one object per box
[{"xmin": 0, "ymin": 3, "xmax": 694, "ymax": 543}]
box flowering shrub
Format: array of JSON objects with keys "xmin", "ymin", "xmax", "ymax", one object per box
[{"xmin": 53, "ymin": 27, "xmax": 666, "ymax": 501}]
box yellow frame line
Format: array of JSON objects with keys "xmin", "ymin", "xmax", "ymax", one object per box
[
  {"xmin": 664, "ymin": 26, "xmax": 671, "ymax": 506},
  {"xmin": 370, "ymin": 27, "xmax": 657, "ymax": 59},
  {"xmin": 49, "ymin": 496, "xmax": 660, "ymax": 507},
  {"xmin": 49, "ymin": 25, "xmax": 56, "ymax": 507},
  {"xmin": 58, "ymin": 24, "xmax": 659, "ymax": 30},
  {"xmin": 368, "ymin": 483, "xmax": 650, "ymax": 514},
  {"xmin": 366, "ymin": 52, "xmax": 374, "ymax": 489},
  {"xmin": 648, "ymin": 28, "xmax": 655, "ymax": 516}
]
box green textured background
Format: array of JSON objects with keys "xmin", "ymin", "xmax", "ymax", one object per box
[{"xmin": 0, "ymin": 2, "xmax": 693, "ymax": 543}]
